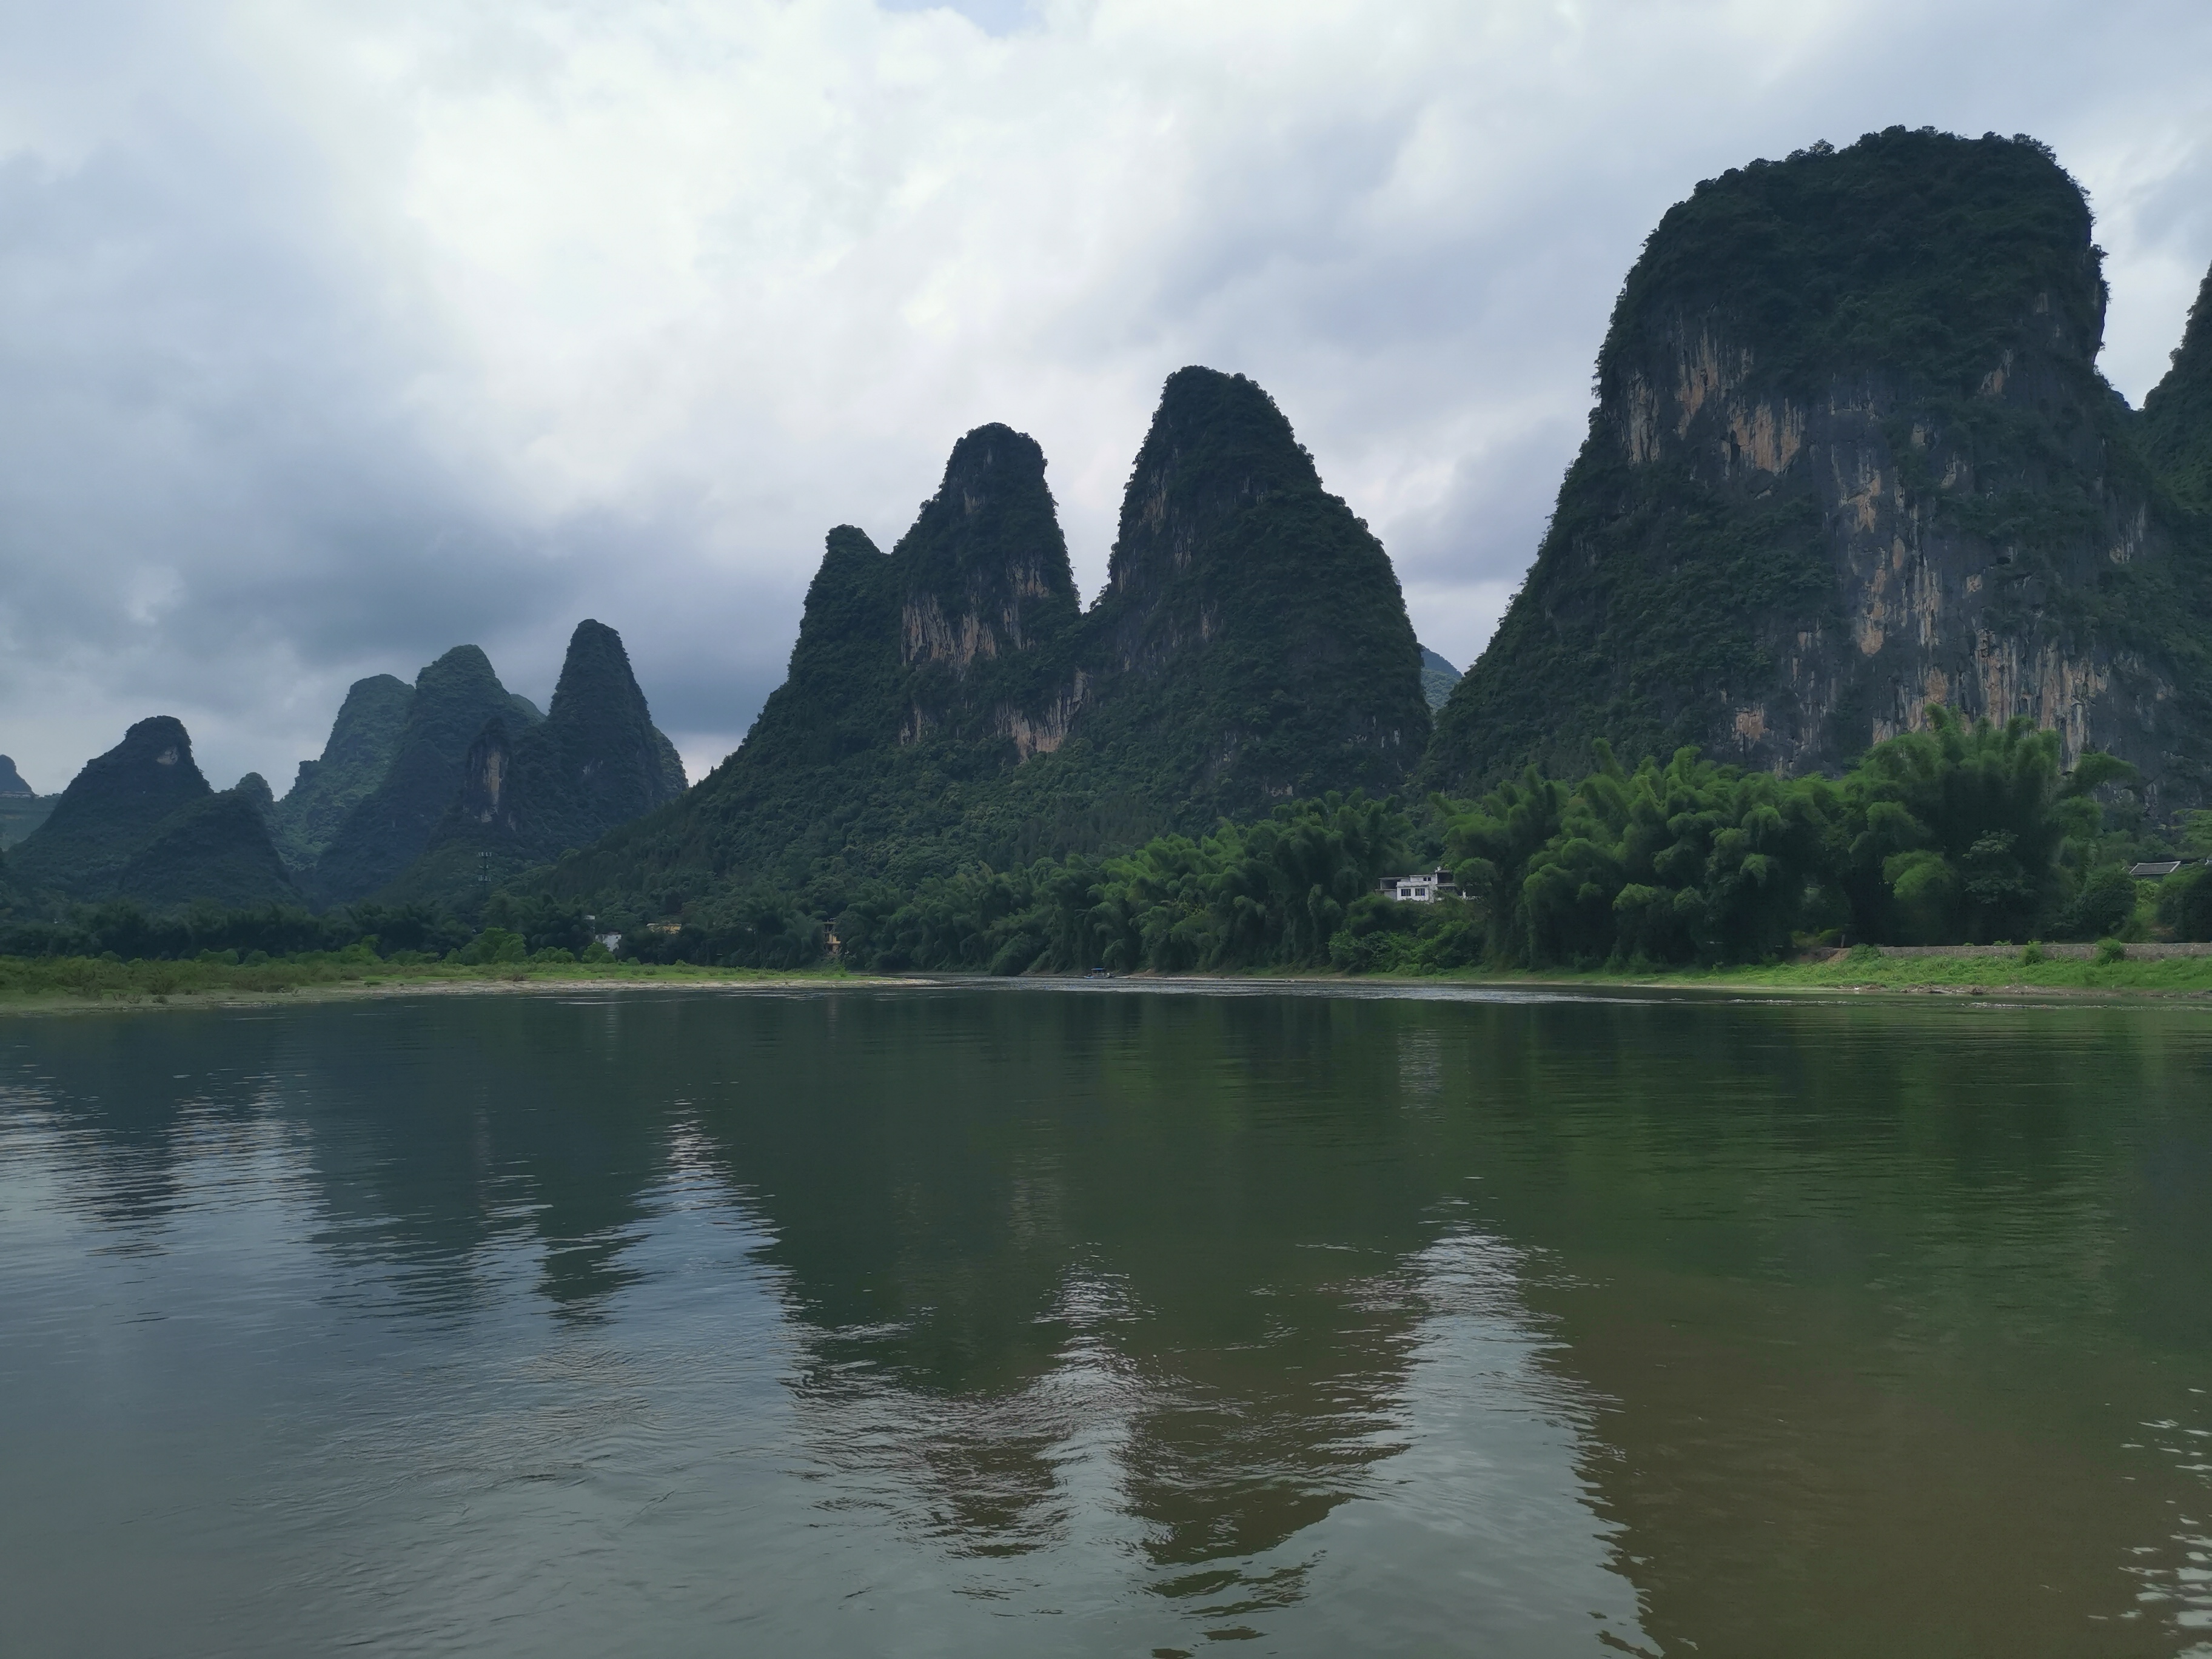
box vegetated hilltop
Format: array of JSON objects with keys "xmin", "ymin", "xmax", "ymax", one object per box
[
  {"xmin": 385, "ymin": 620, "xmax": 687, "ymax": 903},
  {"xmin": 1071, "ymin": 367, "xmax": 1430, "ymax": 809},
  {"xmin": 1424, "ymin": 128, "xmax": 2212, "ymax": 810},
  {"xmin": 307, "ymin": 646, "xmax": 543, "ymax": 905},
  {"xmin": 2142, "ymin": 260, "xmax": 2212, "ymax": 515},
  {"xmin": 268, "ymin": 674, "xmax": 414, "ymax": 869},
  {"xmin": 7, "ymin": 716, "xmax": 297, "ymax": 909},
  {"xmin": 538, "ymin": 369, "xmax": 1430, "ymax": 925}
]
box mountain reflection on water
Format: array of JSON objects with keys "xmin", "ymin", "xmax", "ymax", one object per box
[{"xmin": 1, "ymin": 985, "xmax": 2208, "ymax": 1657}]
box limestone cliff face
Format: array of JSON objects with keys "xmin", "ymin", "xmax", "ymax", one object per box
[
  {"xmin": 1425, "ymin": 129, "xmax": 2212, "ymax": 810},
  {"xmin": 1613, "ymin": 318, "xmax": 2162, "ymax": 772},
  {"xmin": 888, "ymin": 423, "xmax": 1084, "ymax": 751},
  {"xmin": 451, "ymin": 718, "xmax": 517, "ymax": 835}
]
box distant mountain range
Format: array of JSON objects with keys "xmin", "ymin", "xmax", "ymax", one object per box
[
  {"xmin": 2, "ymin": 622, "xmax": 683, "ymax": 915},
  {"xmin": 4, "ymin": 127, "xmax": 2209, "ymax": 934}
]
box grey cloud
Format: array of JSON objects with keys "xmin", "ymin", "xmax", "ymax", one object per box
[{"xmin": 1, "ymin": 0, "xmax": 2208, "ymax": 798}]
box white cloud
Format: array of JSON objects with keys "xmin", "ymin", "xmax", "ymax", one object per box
[{"xmin": 0, "ymin": 0, "xmax": 2206, "ymax": 795}]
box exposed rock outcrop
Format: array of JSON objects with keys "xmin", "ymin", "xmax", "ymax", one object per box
[
  {"xmin": 887, "ymin": 423, "xmax": 1084, "ymax": 752},
  {"xmin": 0, "ymin": 755, "xmax": 32, "ymax": 796},
  {"xmin": 1424, "ymin": 129, "xmax": 2212, "ymax": 812}
]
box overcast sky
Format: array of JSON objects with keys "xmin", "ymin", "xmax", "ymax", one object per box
[{"xmin": 1, "ymin": 0, "xmax": 2208, "ymax": 795}]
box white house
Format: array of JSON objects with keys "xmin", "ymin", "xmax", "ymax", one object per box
[{"xmin": 1379, "ymin": 868, "xmax": 1457, "ymax": 903}]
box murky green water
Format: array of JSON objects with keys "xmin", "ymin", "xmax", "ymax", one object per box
[{"xmin": 2, "ymin": 984, "xmax": 2208, "ymax": 1657}]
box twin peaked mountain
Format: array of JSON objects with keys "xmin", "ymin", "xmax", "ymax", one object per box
[
  {"xmin": 547, "ymin": 367, "xmax": 1432, "ymax": 906},
  {"xmin": 5, "ymin": 622, "xmax": 685, "ymax": 913}
]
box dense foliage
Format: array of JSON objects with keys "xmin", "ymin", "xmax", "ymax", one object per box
[
  {"xmin": 0, "ymin": 891, "xmax": 603, "ymax": 966},
  {"xmin": 2, "ymin": 709, "xmax": 2187, "ymax": 976},
  {"xmin": 614, "ymin": 708, "xmax": 2163, "ymax": 974},
  {"xmin": 1418, "ymin": 648, "xmax": 1460, "ymax": 712},
  {"xmin": 1607, "ymin": 129, "xmax": 2103, "ymax": 399}
]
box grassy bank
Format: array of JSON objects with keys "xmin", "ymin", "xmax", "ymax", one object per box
[
  {"xmin": 1424, "ymin": 947, "xmax": 2212, "ymax": 997},
  {"xmin": 9, "ymin": 945, "xmax": 2212, "ymax": 1014},
  {"xmin": 0, "ymin": 953, "xmax": 857, "ymax": 1011}
]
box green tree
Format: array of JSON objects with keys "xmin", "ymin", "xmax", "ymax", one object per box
[{"xmin": 1839, "ymin": 707, "xmax": 2131, "ymax": 943}]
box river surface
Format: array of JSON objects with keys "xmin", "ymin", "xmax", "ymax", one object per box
[{"xmin": 2, "ymin": 982, "xmax": 2209, "ymax": 1657}]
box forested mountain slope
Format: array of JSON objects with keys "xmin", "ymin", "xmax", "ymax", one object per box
[
  {"xmin": 309, "ymin": 646, "xmax": 542, "ymax": 905},
  {"xmin": 269, "ymin": 674, "xmax": 414, "ymax": 870},
  {"xmin": 2142, "ymin": 260, "xmax": 2212, "ymax": 515}
]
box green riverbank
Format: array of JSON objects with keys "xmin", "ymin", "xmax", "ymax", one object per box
[
  {"xmin": 1400, "ymin": 949, "xmax": 2212, "ymax": 1000},
  {"xmin": 7, "ymin": 945, "xmax": 2212, "ymax": 1014},
  {"xmin": 0, "ymin": 955, "xmax": 868, "ymax": 1013}
]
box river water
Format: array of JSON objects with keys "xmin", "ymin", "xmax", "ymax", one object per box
[{"xmin": 2, "ymin": 983, "xmax": 2208, "ymax": 1657}]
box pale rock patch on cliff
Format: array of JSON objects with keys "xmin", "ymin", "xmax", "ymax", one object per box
[
  {"xmin": 995, "ymin": 672, "xmax": 1090, "ymax": 761},
  {"xmin": 900, "ymin": 593, "xmax": 1002, "ymax": 672}
]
